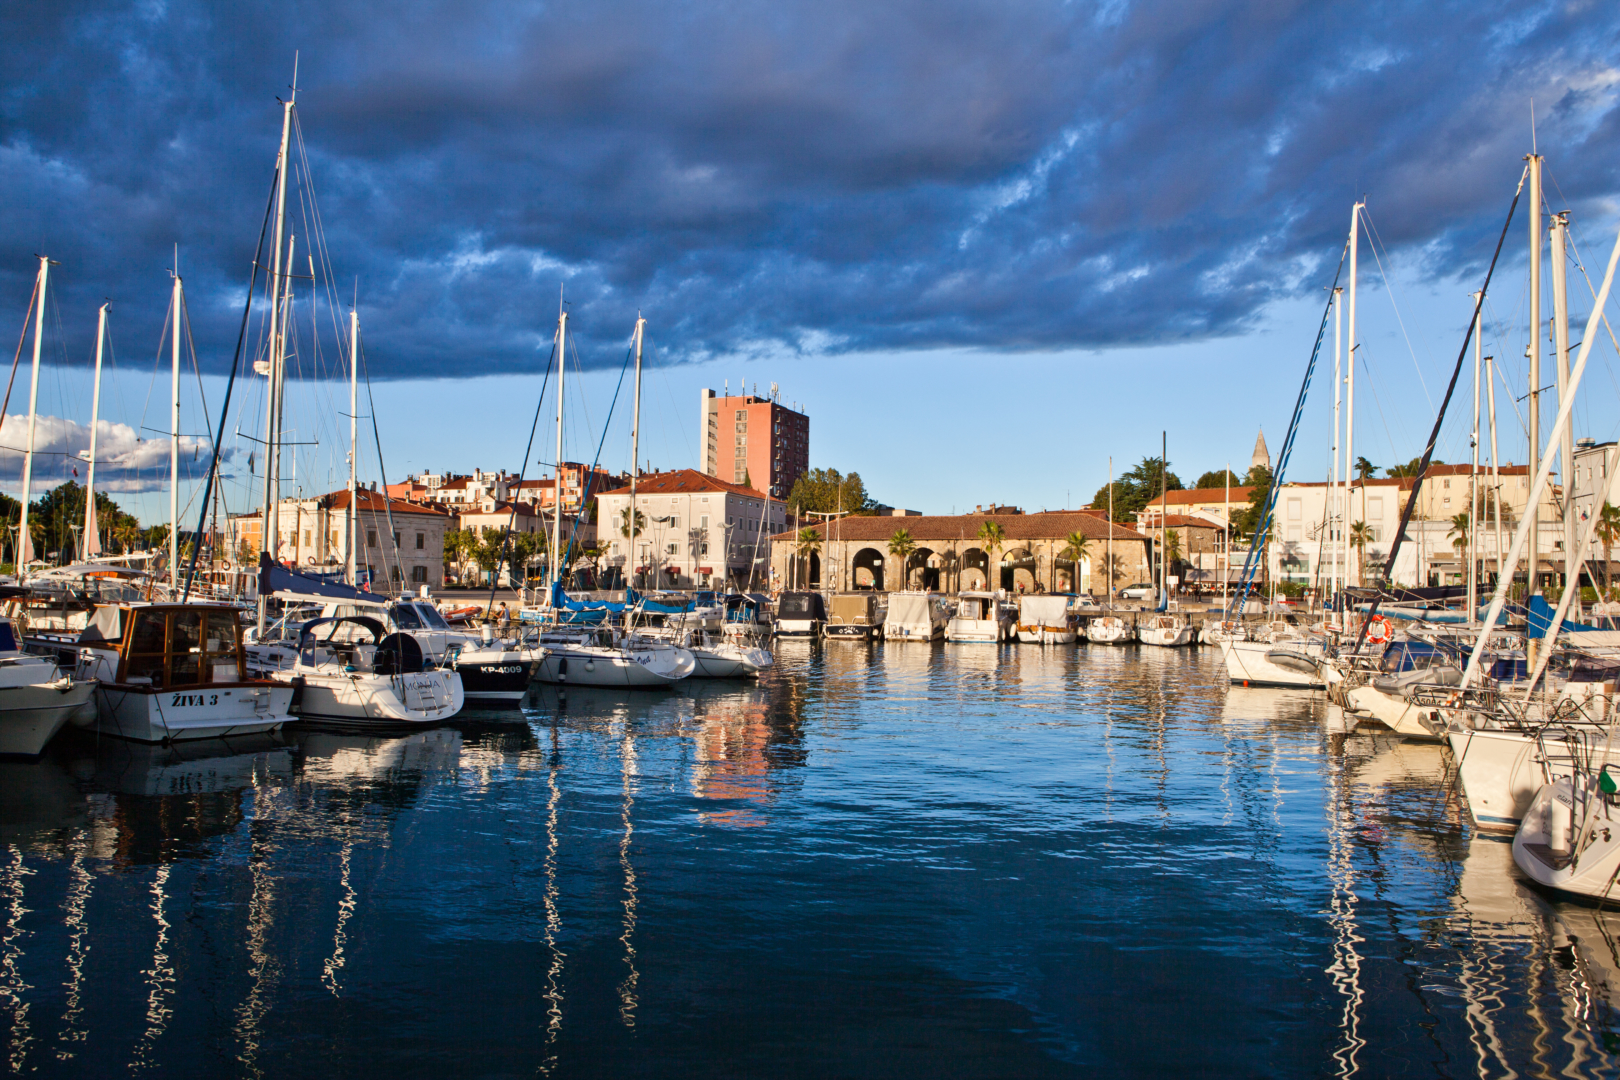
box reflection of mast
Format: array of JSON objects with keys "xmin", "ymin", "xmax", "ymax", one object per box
[
  {"xmin": 323, "ymin": 839, "xmax": 357, "ymax": 996},
  {"xmin": 234, "ymin": 810, "xmax": 281, "ymax": 1077},
  {"xmin": 56, "ymin": 836, "xmax": 94, "ymax": 1057},
  {"xmin": 618, "ymin": 723, "xmax": 639, "ymax": 1028},
  {"xmin": 2, "ymin": 847, "xmax": 37, "ymax": 1071},
  {"xmin": 130, "ymin": 865, "xmax": 175, "ymax": 1073},
  {"xmin": 1323, "ymin": 752, "xmax": 1365, "ymax": 1078},
  {"xmin": 540, "ymin": 727, "xmax": 566, "ymax": 1075}
]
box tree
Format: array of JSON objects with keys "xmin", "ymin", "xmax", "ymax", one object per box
[
  {"xmin": 1387, "ymin": 455, "xmax": 1442, "ymax": 479},
  {"xmin": 887, "ymin": 528, "xmax": 915, "ymax": 590},
  {"xmin": 785, "ymin": 468, "xmax": 876, "ymax": 516},
  {"xmin": 794, "ymin": 526, "xmax": 822, "ymax": 588},
  {"xmin": 1194, "ymin": 468, "xmax": 1242, "ymax": 490},
  {"xmin": 976, "ymin": 519, "xmax": 1005, "ymax": 589},
  {"xmin": 618, "ymin": 505, "xmax": 647, "ymax": 540},
  {"xmin": 1060, "ymin": 530, "xmax": 1090, "ymax": 592},
  {"xmin": 1597, "ymin": 503, "xmax": 1620, "ymax": 600},
  {"xmin": 1163, "ymin": 527, "xmax": 1182, "ymax": 565},
  {"xmin": 1090, "ymin": 456, "xmax": 1185, "ymax": 522},
  {"xmin": 1233, "ymin": 465, "xmax": 1273, "ymax": 537},
  {"xmin": 1448, "ymin": 511, "xmax": 1470, "ymax": 558},
  {"xmin": 1349, "ymin": 520, "xmax": 1373, "ymax": 583},
  {"xmin": 1353, "ymin": 456, "xmax": 1377, "ymax": 481}
]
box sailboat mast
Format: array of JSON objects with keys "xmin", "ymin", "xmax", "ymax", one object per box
[
  {"xmin": 1344, "ymin": 202, "xmax": 1362, "ymax": 586},
  {"xmin": 84, "ymin": 303, "xmax": 107, "ymax": 558},
  {"xmin": 1487, "ymin": 354, "xmax": 1503, "ymax": 587},
  {"xmin": 1469, "ymin": 293, "xmax": 1482, "ymax": 622},
  {"xmin": 348, "ymin": 308, "xmax": 359, "ymax": 586},
  {"xmin": 1329, "ymin": 287, "xmax": 1342, "ymax": 610},
  {"xmin": 1161, "ymin": 431, "xmax": 1168, "ymax": 602},
  {"xmin": 1107, "ymin": 456, "xmax": 1113, "ymax": 602},
  {"xmin": 257, "ymin": 92, "xmax": 295, "ymax": 633},
  {"xmin": 630, "ymin": 317, "xmax": 643, "ymax": 589},
  {"xmin": 170, "ymin": 272, "xmax": 183, "ymax": 583},
  {"xmin": 1551, "ymin": 211, "xmax": 1576, "ymax": 618},
  {"xmin": 17, "ymin": 256, "xmax": 48, "ymax": 578},
  {"xmin": 1527, "ymin": 152, "xmax": 1542, "ymax": 599},
  {"xmin": 553, "ymin": 311, "xmax": 567, "ymax": 589}
]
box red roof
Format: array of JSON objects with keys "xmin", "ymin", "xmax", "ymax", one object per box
[
  {"xmin": 1160, "ymin": 486, "xmax": 1255, "ymax": 504},
  {"xmin": 321, "ymin": 489, "xmax": 450, "ymax": 517},
  {"xmin": 1141, "ymin": 514, "xmax": 1224, "ymax": 529},
  {"xmin": 597, "ymin": 468, "xmax": 769, "ymax": 500}
]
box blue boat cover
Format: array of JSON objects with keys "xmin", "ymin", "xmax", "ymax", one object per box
[
  {"xmin": 1526, "ymin": 593, "xmax": 1599, "ymax": 638},
  {"xmin": 258, "ymin": 553, "xmax": 375, "ymax": 602}
]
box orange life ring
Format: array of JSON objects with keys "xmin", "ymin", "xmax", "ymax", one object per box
[{"xmin": 1366, "ymin": 614, "xmax": 1391, "ymax": 645}]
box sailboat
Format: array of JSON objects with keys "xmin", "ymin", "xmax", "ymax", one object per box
[{"xmin": 1138, "ymin": 433, "xmax": 1193, "ymax": 647}]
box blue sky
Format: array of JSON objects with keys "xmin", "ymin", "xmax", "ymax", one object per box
[{"xmin": 2, "ymin": 0, "xmax": 1618, "ymax": 526}]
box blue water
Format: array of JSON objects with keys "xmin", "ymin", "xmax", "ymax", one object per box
[{"xmin": 2, "ymin": 643, "xmax": 1618, "ymax": 1078}]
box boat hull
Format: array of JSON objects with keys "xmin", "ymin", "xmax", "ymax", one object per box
[
  {"xmin": 824, "ymin": 624, "xmax": 876, "ymax": 641},
  {"xmin": 1512, "ymin": 778, "xmax": 1620, "ymax": 901},
  {"xmin": 1085, "ymin": 621, "xmax": 1131, "ymax": 644},
  {"xmin": 286, "ymin": 670, "xmax": 463, "ymax": 725},
  {"xmin": 1016, "ymin": 626, "xmax": 1078, "ymax": 644},
  {"xmin": 883, "ymin": 624, "xmax": 941, "ymax": 641},
  {"xmin": 945, "ymin": 618, "xmax": 1008, "ymax": 643},
  {"xmin": 1139, "ymin": 627, "xmax": 1194, "ymax": 647},
  {"xmin": 0, "ymin": 679, "xmax": 98, "ymax": 756},
  {"xmin": 533, "ymin": 645, "xmax": 694, "ymax": 686},
  {"xmin": 91, "ymin": 682, "xmax": 293, "ymax": 743},
  {"xmin": 1344, "ymin": 684, "xmax": 1440, "ymax": 739},
  {"xmin": 454, "ymin": 654, "xmax": 544, "ymax": 702},
  {"xmin": 1220, "ymin": 639, "xmax": 1325, "ymax": 689},
  {"xmin": 1449, "ymin": 726, "xmax": 1620, "ymax": 833}
]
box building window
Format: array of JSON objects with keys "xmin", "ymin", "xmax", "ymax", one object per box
[
  {"xmin": 416, "ymin": 532, "xmax": 425, "ymax": 549},
  {"xmin": 671, "ymin": 515, "xmax": 680, "ymax": 529},
  {"xmin": 700, "ymin": 515, "xmax": 709, "ymax": 528},
  {"xmin": 393, "ymin": 532, "xmax": 401, "ymax": 548},
  {"xmin": 303, "ymin": 529, "xmax": 311, "ymax": 546},
  {"xmin": 367, "ymin": 530, "xmax": 378, "ymax": 548},
  {"xmin": 392, "ymin": 566, "xmax": 403, "ymax": 583},
  {"xmin": 666, "ymin": 543, "xmax": 677, "ymax": 555},
  {"xmin": 411, "ymin": 565, "xmax": 427, "ymax": 583},
  {"xmin": 700, "ymin": 541, "xmax": 710, "ymax": 555}
]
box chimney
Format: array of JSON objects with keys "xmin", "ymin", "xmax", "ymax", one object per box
[{"xmin": 371, "ymin": 481, "xmax": 378, "ymax": 492}]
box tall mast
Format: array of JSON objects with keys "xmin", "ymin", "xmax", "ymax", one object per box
[
  {"xmin": 1469, "ymin": 293, "xmax": 1482, "ymax": 623},
  {"xmin": 1345, "ymin": 201, "xmax": 1363, "ymax": 585},
  {"xmin": 84, "ymin": 303, "xmax": 108, "ymax": 558},
  {"xmin": 257, "ymin": 88, "xmax": 296, "ymax": 633},
  {"xmin": 1551, "ymin": 211, "xmax": 1576, "ymax": 618},
  {"xmin": 1329, "ymin": 286, "xmax": 1343, "ymax": 612},
  {"xmin": 629, "ymin": 316, "xmax": 643, "ymax": 590},
  {"xmin": 348, "ymin": 307, "xmax": 359, "ymax": 586},
  {"xmin": 1487, "ymin": 355, "xmax": 1502, "ymax": 588},
  {"xmin": 170, "ymin": 270, "xmax": 183, "ymax": 583},
  {"xmin": 1107, "ymin": 456, "xmax": 1114, "ymax": 602},
  {"xmin": 1527, "ymin": 152, "xmax": 1542, "ymax": 599},
  {"xmin": 1161, "ymin": 430, "xmax": 1168, "ymax": 602},
  {"xmin": 552, "ymin": 309, "xmax": 567, "ymax": 590},
  {"xmin": 17, "ymin": 256, "xmax": 49, "ymax": 577}
]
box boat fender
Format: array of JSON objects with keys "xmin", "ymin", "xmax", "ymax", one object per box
[{"xmin": 288, "ymin": 675, "xmax": 306, "ymax": 715}]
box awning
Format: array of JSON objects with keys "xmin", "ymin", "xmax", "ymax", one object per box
[{"xmin": 698, "ymin": 566, "xmax": 713, "ymax": 574}]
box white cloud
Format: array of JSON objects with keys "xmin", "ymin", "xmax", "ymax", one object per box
[{"xmin": 0, "ymin": 414, "xmax": 222, "ymax": 494}]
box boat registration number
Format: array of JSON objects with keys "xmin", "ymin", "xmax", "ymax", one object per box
[{"xmin": 170, "ymin": 693, "xmax": 221, "ymax": 708}]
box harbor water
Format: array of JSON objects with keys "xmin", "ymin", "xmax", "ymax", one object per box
[{"xmin": 2, "ymin": 643, "xmax": 1618, "ymax": 1077}]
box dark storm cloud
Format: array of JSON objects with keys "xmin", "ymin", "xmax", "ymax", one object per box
[{"xmin": 0, "ymin": 0, "xmax": 1616, "ymax": 375}]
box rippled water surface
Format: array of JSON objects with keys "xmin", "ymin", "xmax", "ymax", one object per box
[{"xmin": 4, "ymin": 643, "xmax": 1620, "ymax": 1077}]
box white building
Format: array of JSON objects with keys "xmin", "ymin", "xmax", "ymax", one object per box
[
  {"xmin": 595, "ymin": 469, "xmax": 786, "ymax": 589},
  {"xmin": 227, "ymin": 487, "xmax": 451, "ymax": 591}
]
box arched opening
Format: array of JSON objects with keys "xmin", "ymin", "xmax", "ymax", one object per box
[
  {"xmin": 852, "ymin": 547, "xmax": 886, "ymax": 590},
  {"xmin": 960, "ymin": 547, "xmax": 988, "ymax": 590},
  {"xmin": 1003, "ymin": 547, "xmax": 1037, "ymax": 593},
  {"xmin": 1054, "ymin": 554, "xmax": 1092, "ymax": 594},
  {"xmin": 808, "ymin": 551, "xmax": 822, "ymax": 589},
  {"xmin": 910, "ymin": 547, "xmax": 938, "ymax": 590}
]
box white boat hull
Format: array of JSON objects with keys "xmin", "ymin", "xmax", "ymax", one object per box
[
  {"xmin": 91, "ymin": 683, "xmax": 293, "ymax": 743},
  {"xmin": 690, "ymin": 643, "xmax": 772, "ymax": 678},
  {"xmin": 1016, "ymin": 626, "xmax": 1078, "ymax": 644},
  {"xmin": 1220, "ymin": 639, "xmax": 1325, "ymax": 689},
  {"xmin": 1512, "ymin": 777, "xmax": 1620, "ymax": 901},
  {"xmin": 1449, "ymin": 726, "xmax": 1620, "ymax": 833},
  {"xmin": 1085, "ymin": 619, "xmax": 1131, "ymax": 644},
  {"xmin": 1138, "ymin": 626, "xmax": 1194, "ymax": 647},
  {"xmin": 1344, "ymin": 684, "xmax": 1440, "ymax": 739},
  {"xmin": 534, "ymin": 643, "xmax": 694, "ymax": 686},
  {"xmin": 945, "ymin": 618, "xmax": 1009, "ymax": 642},
  {"xmin": 285, "ymin": 670, "xmax": 463, "ymax": 725},
  {"xmin": 0, "ymin": 678, "xmax": 98, "ymax": 756}
]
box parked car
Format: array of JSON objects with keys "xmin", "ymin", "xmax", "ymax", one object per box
[{"xmin": 1118, "ymin": 583, "xmax": 1157, "ymax": 600}]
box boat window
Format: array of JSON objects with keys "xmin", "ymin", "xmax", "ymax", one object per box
[
  {"xmin": 126, "ymin": 610, "xmax": 169, "ymax": 686},
  {"xmin": 391, "ymin": 604, "xmax": 424, "ymax": 630},
  {"xmin": 204, "ymin": 612, "xmax": 243, "ymax": 682},
  {"xmin": 415, "ymin": 603, "xmax": 450, "ymax": 629},
  {"xmin": 778, "ymin": 594, "xmax": 814, "ymax": 617},
  {"xmin": 170, "ymin": 610, "xmax": 204, "ymax": 686}
]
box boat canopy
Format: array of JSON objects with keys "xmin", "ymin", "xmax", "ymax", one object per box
[
  {"xmin": 259, "ymin": 553, "xmax": 378, "ymax": 604},
  {"xmin": 776, "ymin": 592, "xmax": 826, "ymax": 620},
  {"xmin": 1017, "ymin": 595, "xmax": 1071, "ymax": 621}
]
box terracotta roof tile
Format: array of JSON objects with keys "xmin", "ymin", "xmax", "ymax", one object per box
[{"xmin": 598, "ymin": 468, "xmax": 769, "ymax": 500}]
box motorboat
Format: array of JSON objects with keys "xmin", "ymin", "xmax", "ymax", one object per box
[
  {"xmin": 1137, "ymin": 613, "xmax": 1194, "ymax": 647},
  {"xmin": 74, "ymin": 602, "xmax": 295, "ymax": 742},
  {"xmin": 11, "ymin": 564, "xmax": 154, "ymax": 662},
  {"xmin": 723, "ymin": 593, "xmax": 774, "ymax": 642},
  {"xmin": 1342, "ymin": 639, "xmax": 1465, "ymax": 739},
  {"xmin": 1015, "ymin": 594, "xmax": 1079, "ymax": 644},
  {"xmin": 1220, "ymin": 636, "xmax": 1330, "ymax": 689},
  {"xmin": 883, "ymin": 592, "xmax": 949, "ymax": 641},
  {"xmin": 0, "ymin": 612, "xmax": 96, "ymax": 757},
  {"xmin": 945, "ymin": 591, "xmax": 1013, "ymax": 643},
  {"xmin": 1512, "ymin": 770, "xmax": 1620, "ymax": 901},
  {"xmin": 1085, "ymin": 614, "xmax": 1132, "ymax": 644},
  {"xmin": 825, "ymin": 593, "xmax": 884, "ymax": 640},
  {"xmin": 534, "ymin": 624, "xmax": 695, "ymax": 687},
  {"xmin": 774, "ymin": 591, "xmax": 827, "ymax": 637},
  {"xmin": 634, "ymin": 626, "xmax": 770, "ymax": 677},
  {"xmin": 275, "ymin": 615, "xmax": 463, "ymax": 726}
]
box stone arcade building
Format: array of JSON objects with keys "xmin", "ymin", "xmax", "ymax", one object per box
[{"xmin": 767, "ymin": 510, "xmax": 1153, "ymax": 595}]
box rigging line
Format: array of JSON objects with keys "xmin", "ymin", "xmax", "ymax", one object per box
[
  {"xmin": 139, "ymin": 289, "xmax": 175, "ymax": 448},
  {"xmin": 0, "ymin": 274, "xmax": 41, "ymax": 438},
  {"xmin": 183, "ymin": 161, "xmax": 277, "ymax": 601},
  {"xmin": 1353, "ymin": 164, "xmax": 1526, "ymax": 655},
  {"xmin": 1354, "ymin": 347, "xmax": 1405, "ymax": 470},
  {"xmin": 559, "ymin": 338, "xmax": 635, "ymax": 577},
  {"xmin": 291, "ymin": 114, "xmax": 349, "ymax": 363},
  {"xmin": 1560, "ymin": 224, "xmax": 1620, "ymax": 426},
  {"xmin": 180, "ymin": 290, "xmax": 214, "ymax": 446},
  {"xmin": 1361, "ymin": 208, "xmax": 1434, "ymax": 411},
  {"xmin": 485, "ymin": 338, "xmax": 560, "ymax": 616}
]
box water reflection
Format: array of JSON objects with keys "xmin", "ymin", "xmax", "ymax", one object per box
[{"xmin": 1, "ymin": 650, "xmax": 1620, "ymax": 1076}]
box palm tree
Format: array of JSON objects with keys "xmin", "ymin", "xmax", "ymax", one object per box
[
  {"xmin": 1354, "ymin": 456, "xmax": 1377, "ymax": 481},
  {"xmin": 1060, "ymin": 530, "xmax": 1090, "ymax": 592},
  {"xmin": 115, "ymin": 521, "xmax": 140, "ymax": 555},
  {"xmin": 976, "ymin": 519, "xmax": 1005, "ymax": 591},
  {"xmin": 1448, "ymin": 510, "xmax": 1470, "ymax": 561},
  {"xmin": 1349, "ymin": 520, "xmax": 1373, "ymax": 584},
  {"xmin": 1596, "ymin": 503, "xmax": 1620, "ymax": 600},
  {"xmin": 887, "ymin": 528, "xmax": 915, "ymax": 591},
  {"xmin": 795, "ymin": 526, "xmax": 822, "ymax": 589}
]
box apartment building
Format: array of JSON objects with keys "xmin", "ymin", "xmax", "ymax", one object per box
[{"xmin": 699, "ymin": 389, "xmax": 809, "ymax": 500}]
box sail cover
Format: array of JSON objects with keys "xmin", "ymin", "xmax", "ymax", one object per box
[{"xmin": 258, "ymin": 552, "xmax": 376, "ymax": 602}]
